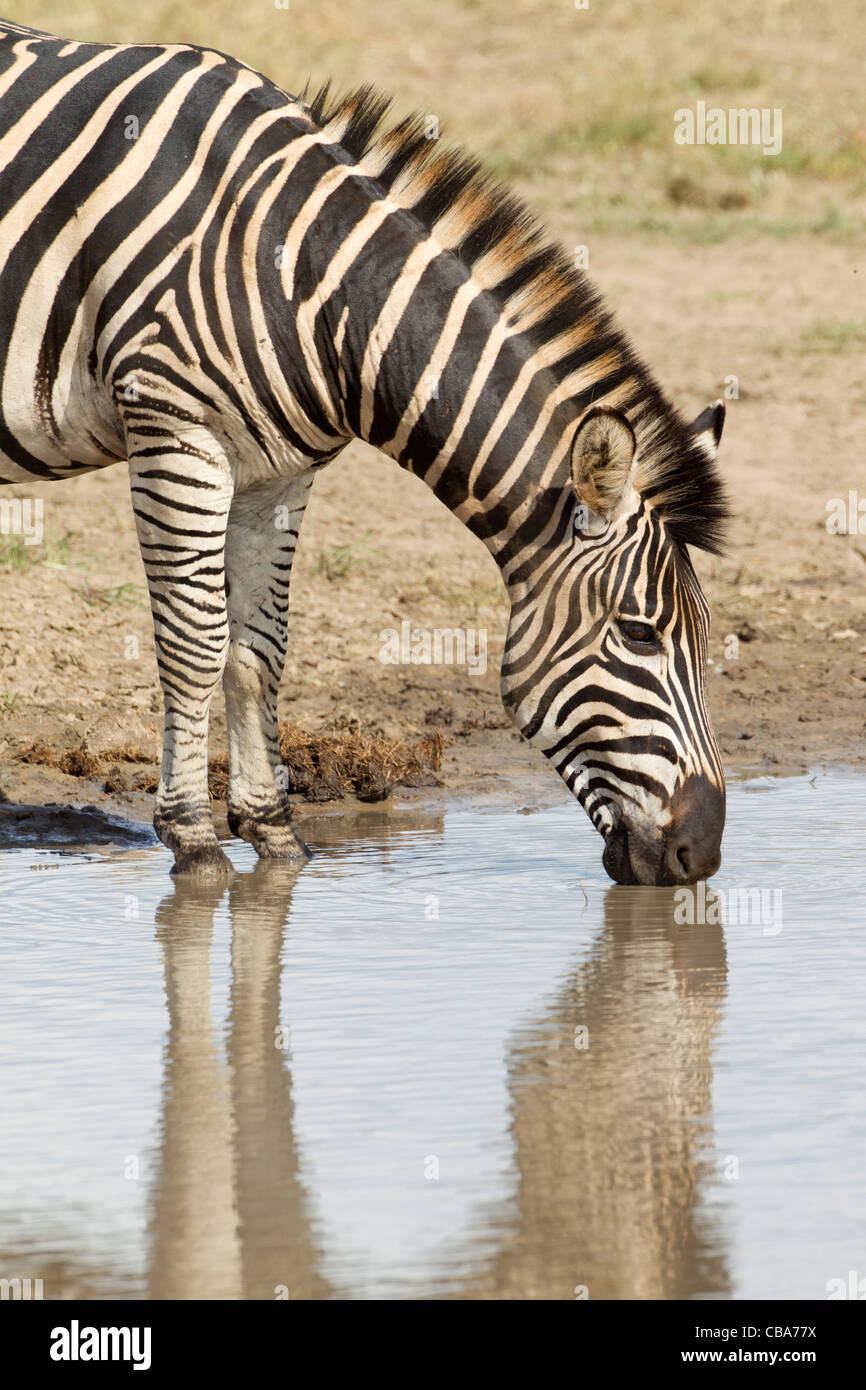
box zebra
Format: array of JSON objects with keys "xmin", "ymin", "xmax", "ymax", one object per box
[{"xmin": 0, "ymin": 17, "xmax": 729, "ymax": 884}]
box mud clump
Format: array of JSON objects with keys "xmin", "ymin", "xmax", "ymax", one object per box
[
  {"xmin": 18, "ymin": 740, "xmax": 59, "ymax": 768},
  {"xmin": 58, "ymin": 747, "xmax": 102, "ymax": 778},
  {"xmin": 18, "ymin": 722, "xmax": 446, "ymax": 806},
  {"xmin": 207, "ymin": 724, "xmax": 445, "ymax": 803},
  {"xmin": 101, "ymin": 764, "xmax": 129, "ymax": 795},
  {"xmin": 281, "ymin": 722, "xmax": 444, "ymax": 801},
  {"xmin": 20, "ymin": 740, "xmax": 152, "ymax": 786}
]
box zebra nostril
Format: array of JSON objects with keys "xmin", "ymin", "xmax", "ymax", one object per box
[
  {"xmin": 665, "ymin": 834, "xmax": 693, "ymax": 882},
  {"xmin": 665, "ymin": 775, "xmax": 726, "ymax": 884},
  {"xmin": 665, "ymin": 830, "xmax": 720, "ymax": 884}
]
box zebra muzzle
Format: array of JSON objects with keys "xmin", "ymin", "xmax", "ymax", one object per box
[
  {"xmin": 602, "ymin": 822, "xmax": 642, "ymax": 886},
  {"xmin": 602, "ymin": 774, "xmax": 725, "ymax": 886}
]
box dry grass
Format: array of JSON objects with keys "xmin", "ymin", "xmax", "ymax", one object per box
[
  {"xmin": 277, "ymin": 722, "xmax": 444, "ymax": 801},
  {"xmin": 21, "ymin": 0, "xmax": 866, "ymax": 244},
  {"xmin": 18, "ymin": 724, "xmax": 446, "ymax": 804}
]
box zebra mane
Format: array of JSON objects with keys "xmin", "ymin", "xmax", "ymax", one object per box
[{"xmin": 299, "ymin": 83, "xmax": 729, "ymax": 554}]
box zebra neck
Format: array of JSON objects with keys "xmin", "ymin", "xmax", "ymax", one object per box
[{"xmin": 323, "ymin": 238, "xmax": 573, "ymax": 581}]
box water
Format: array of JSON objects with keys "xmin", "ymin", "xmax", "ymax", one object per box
[{"xmin": 0, "ymin": 770, "xmax": 864, "ymax": 1301}]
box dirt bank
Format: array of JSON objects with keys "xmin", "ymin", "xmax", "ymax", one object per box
[
  {"xmin": 1, "ymin": 233, "xmax": 865, "ymax": 824},
  {"xmin": 2, "ymin": 2, "xmax": 865, "ymax": 821},
  {"xmin": 1, "ymin": 239, "xmax": 863, "ymax": 827}
]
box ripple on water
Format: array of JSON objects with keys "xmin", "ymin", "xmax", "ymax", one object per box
[{"xmin": 0, "ymin": 769, "xmax": 864, "ymax": 1299}]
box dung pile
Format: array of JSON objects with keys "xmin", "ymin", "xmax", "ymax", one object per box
[
  {"xmin": 18, "ymin": 723, "xmax": 446, "ymax": 804},
  {"xmin": 207, "ymin": 724, "xmax": 444, "ymax": 802}
]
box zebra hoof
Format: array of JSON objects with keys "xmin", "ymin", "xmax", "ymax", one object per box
[
  {"xmin": 250, "ymin": 827, "xmax": 311, "ymax": 861},
  {"xmin": 170, "ymin": 843, "xmax": 234, "ymax": 876},
  {"xmin": 227, "ymin": 807, "xmax": 311, "ymax": 860}
]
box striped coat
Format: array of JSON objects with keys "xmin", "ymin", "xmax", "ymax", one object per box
[{"xmin": 0, "ymin": 18, "xmax": 728, "ymax": 881}]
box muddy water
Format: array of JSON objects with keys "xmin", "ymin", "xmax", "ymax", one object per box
[{"xmin": 0, "ymin": 770, "xmax": 864, "ymax": 1301}]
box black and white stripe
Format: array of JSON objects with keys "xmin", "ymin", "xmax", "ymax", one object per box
[{"xmin": 0, "ymin": 18, "xmax": 728, "ymax": 881}]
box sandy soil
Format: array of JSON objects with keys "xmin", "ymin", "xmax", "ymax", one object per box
[
  {"xmin": 2, "ymin": 0, "xmax": 865, "ymax": 823},
  {"xmin": 0, "ymin": 228, "xmax": 863, "ymax": 827}
]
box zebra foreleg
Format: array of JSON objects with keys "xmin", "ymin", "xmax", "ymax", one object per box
[
  {"xmin": 129, "ymin": 436, "xmax": 234, "ymax": 875},
  {"xmin": 223, "ymin": 476, "xmax": 312, "ymax": 862}
]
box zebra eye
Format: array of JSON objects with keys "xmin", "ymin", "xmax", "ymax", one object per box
[{"xmin": 618, "ymin": 618, "xmax": 657, "ymax": 647}]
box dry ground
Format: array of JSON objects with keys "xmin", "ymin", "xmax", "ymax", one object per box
[{"xmin": 0, "ymin": 0, "xmax": 864, "ymax": 820}]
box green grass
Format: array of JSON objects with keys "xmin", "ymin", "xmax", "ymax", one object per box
[
  {"xmin": 77, "ymin": 581, "xmax": 148, "ymax": 607},
  {"xmin": 19, "ymin": 0, "xmax": 866, "ymax": 251},
  {"xmin": 0, "ymin": 530, "xmax": 76, "ymax": 571},
  {"xmin": 797, "ymin": 316, "xmax": 866, "ymax": 354},
  {"xmin": 315, "ymin": 535, "xmax": 387, "ymax": 581},
  {"xmin": 685, "ymin": 66, "xmax": 764, "ymax": 92},
  {"xmin": 549, "ymin": 198, "xmax": 864, "ymax": 245}
]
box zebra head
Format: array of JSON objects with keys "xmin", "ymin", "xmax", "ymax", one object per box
[{"xmin": 501, "ymin": 401, "xmax": 727, "ymax": 887}]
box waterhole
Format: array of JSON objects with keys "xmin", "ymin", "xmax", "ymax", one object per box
[{"xmin": 0, "ymin": 769, "xmax": 863, "ymax": 1299}]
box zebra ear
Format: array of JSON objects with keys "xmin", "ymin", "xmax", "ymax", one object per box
[
  {"xmin": 570, "ymin": 407, "xmax": 637, "ymax": 519},
  {"xmin": 689, "ymin": 399, "xmax": 725, "ymax": 459}
]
